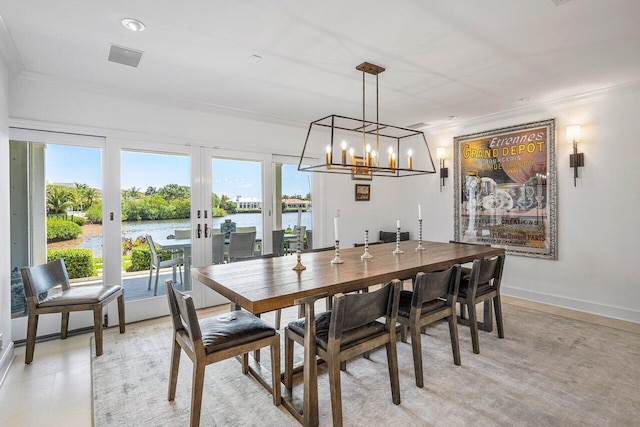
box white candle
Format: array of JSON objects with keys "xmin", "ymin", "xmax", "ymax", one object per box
[
  {"xmin": 297, "ymin": 208, "xmax": 302, "ymax": 229},
  {"xmin": 396, "ymin": 220, "xmax": 400, "ymax": 229},
  {"xmin": 418, "ymin": 204, "xmax": 422, "ymax": 220},
  {"xmin": 334, "ymin": 217, "xmax": 339, "ymax": 241}
]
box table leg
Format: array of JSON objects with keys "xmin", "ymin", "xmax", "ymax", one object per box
[{"xmin": 302, "ymin": 301, "xmax": 319, "ymax": 427}]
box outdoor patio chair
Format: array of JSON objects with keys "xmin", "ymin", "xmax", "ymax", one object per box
[
  {"xmin": 272, "ymin": 229, "xmax": 286, "ymax": 257},
  {"xmin": 287, "ymin": 226, "xmax": 306, "ymax": 254},
  {"xmin": 165, "ymin": 280, "xmax": 280, "ymax": 427},
  {"xmin": 227, "ymin": 231, "xmax": 256, "ymax": 262},
  {"xmin": 212, "ymin": 233, "xmax": 225, "ymax": 264},
  {"xmin": 146, "ymin": 234, "xmax": 184, "ymax": 296},
  {"xmin": 20, "ymin": 258, "xmax": 125, "ymax": 363},
  {"xmin": 174, "ymin": 229, "xmax": 191, "ymax": 239}
]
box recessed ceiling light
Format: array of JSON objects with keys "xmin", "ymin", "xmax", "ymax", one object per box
[
  {"xmin": 519, "ymin": 97, "xmax": 531, "ymax": 102},
  {"xmin": 247, "ymin": 54, "xmax": 262, "ymax": 63},
  {"xmin": 447, "ymin": 115, "xmax": 457, "ymax": 120},
  {"xmin": 121, "ymin": 18, "xmax": 145, "ymax": 32}
]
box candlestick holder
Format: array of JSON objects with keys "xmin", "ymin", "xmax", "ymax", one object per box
[
  {"xmin": 361, "ymin": 230, "xmax": 373, "ymax": 260},
  {"xmin": 292, "ymin": 226, "xmax": 306, "ymax": 271},
  {"xmin": 331, "ymin": 240, "xmax": 344, "ymax": 264},
  {"xmin": 415, "ymin": 219, "xmax": 425, "ymax": 251},
  {"xmin": 392, "ymin": 227, "xmax": 404, "ymax": 255}
]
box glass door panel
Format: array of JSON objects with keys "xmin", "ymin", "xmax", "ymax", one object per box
[{"xmin": 273, "ymin": 162, "xmax": 313, "ymax": 254}]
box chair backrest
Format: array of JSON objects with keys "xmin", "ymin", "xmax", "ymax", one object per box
[
  {"xmin": 328, "ymin": 280, "xmax": 401, "ymax": 342},
  {"xmin": 228, "ymin": 231, "xmax": 256, "ymax": 261},
  {"xmin": 468, "ymin": 254, "xmax": 505, "ymax": 293},
  {"xmin": 411, "ymin": 265, "xmax": 461, "ymax": 308},
  {"xmin": 166, "ymin": 280, "xmax": 202, "ymax": 346},
  {"xmin": 306, "ymin": 230, "xmax": 313, "ymax": 250},
  {"xmin": 272, "ymin": 229, "xmax": 286, "ymax": 257},
  {"xmin": 236, "ymin": 226, "xmax": 256, "ymax": 234},
  {"xmin": 20, "ymin": 258, "xmax": 70, "ymax": 303},
  {"xmin": 146, "ymin": 235, "xmax": 160, "ymax": 267},
  {"xmin": 174, "ymin": 229, "xmax": 191, "ymax": 239},
  {"xmin": 303, "ymin": 246, "xmax": 335, "ymax": 253},
  {"xmin": 211, "ymin": 228, "xmax": 222, "ymax": 235},
  {"xmin": 212, "ymin": 233, "xmax": 226, "ymax": 264},
  {"xmin": 379, "ymin": 231, "xmax": 410, "ymax": 243}
]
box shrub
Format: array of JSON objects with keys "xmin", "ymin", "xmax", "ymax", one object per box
[
  {"xmin": 47, "ymin": 219, "xmax": 82, "ymax": 242},
  {"xmin": 72, "ymin": 216, "xmax": 86, "ymax": 226},
  {"xmin": 128, "ymin": 245, "xmax": 173, "ymax": 272},
  {"xmin": 212, "ymin": 207, "xmax": 227, "ymax": 217},
  {"xmin": 47, "ymin": 249, "xmax": 96, "ymax": 279},
  {"xmin": 86, "ymin": 201, "xmax": 102, "ymax": 223}
]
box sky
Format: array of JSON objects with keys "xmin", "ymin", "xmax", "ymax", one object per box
[{"xmin": 46, "ymin": 144, "xmax": 311, "ymax": 199}]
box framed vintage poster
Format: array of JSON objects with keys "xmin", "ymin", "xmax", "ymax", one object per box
[
  {"xmin": 453, "ymin": 119, "xmax": 557, "ymax": 259},
  {"xmin": 355, "ymin": 184, "xmax": 370, "ymax": 201}
]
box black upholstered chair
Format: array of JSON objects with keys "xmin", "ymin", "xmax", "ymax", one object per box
[
  {"xmin": 165, "ymin": 280, "xmax": 280, "ymax": 427},
  {"xmin": 457, "ymin": 254, "xmax": 505, "ymax": 354},
  {"xmin": 20, "ymin": 258, "xmax": 125, "ymax": 364},
  {"xmin": 284, "ymin": 280, "xmax": 402, "ymax": 426},
  {"xmin": 379, "ymin": 230, "xmax": 410, "ymax": 243},
  {"xmin": 397, "ymin": 266, "xmax": 462, "ymax": 387}
]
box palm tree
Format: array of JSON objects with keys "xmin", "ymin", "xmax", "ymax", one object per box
[
  {"xmin": 124, "ymin": 186, "xmax": 141, "ymax": 200},
  {"xmin": 47, "ymin": 185, "xmax": 71, "ymax": 214}
]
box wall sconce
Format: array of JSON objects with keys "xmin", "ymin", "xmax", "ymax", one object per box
[
  {"xmin": 566, "ymin": 124, "xmax": 584, "ymax": 187},
  {"xmin": 436, "ymin": 147, "xmax": 448, "ymax": 192}
]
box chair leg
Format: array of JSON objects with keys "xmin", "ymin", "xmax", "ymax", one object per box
[
  {"xmin": 494, "ymin": 294, "xmax": 504, "ymax": 338},
  {"xmin": 270, "ymin": 337, "xmax": 281, "ymax": 406},
  {"xmin": 410, "ymin": 324, "xmax": 424, "ymax": 388},
  {"xmin": 327, "ymin": 358, "xmax": 343, "ymax": 427},
  {"xmin": 25, "ymin": 313, "xmax": 39, "ymax": 364},
  {"xmin": 190, "ymin": 361, "xmax": 206, "ymax": 427},
  {"xmin": 168, "ymin": 338, "xmax": 181, "ymax": 401},
  {"xmin": 147, "ymin": 266, "xmax": 153, "ymax": 290},
  {"xmin": 154, "ymin": 267, "xmax": 160, "ymax": 296},
  {"xmin": 275, "ymin": 309, "xmax": 281, "ymax": 330},
  {"xmin": 283, "ymin": 330, "xmax": 294, "ymax": 390},
  {"xmin": 448, "ymin": 314, "xmax": 461, "ymax": 366},
  {"xmin": 242, "ymin": 353, "xmax": 249, "ymax": 374},
  {"xmin": 61, "ymin": 311, "xmax": 70, "ymax": 339},
  {"xmin": 93, "ymin": 305, "xmax": 104, "ymax": 356},
  {"xmin": 325, "ymin": 296, "xmax": 332, "ymax": 311},
  {"xmin": 117, "ymin": 293, "xmax": 126, "ymax": 333},
  {"xmin": 254, "ymin": 313, "xmax": 261, "ymax": 362},
  {"xmin": 467, "ymin": 302, "xmax": 480, "ymax": 354},
  {"xmin": 385, "ymin": 337, "xmax": 401, "ymax": 405},
  {"xmin": 400, "ymin": 325, "xmax": 408, "ymax": 343}
]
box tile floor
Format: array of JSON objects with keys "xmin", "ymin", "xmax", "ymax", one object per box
[{"xmin": 0, "ymin": 298, "xmax": 637, "ymax": 426}]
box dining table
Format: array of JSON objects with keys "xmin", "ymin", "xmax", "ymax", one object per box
[
  {"xmin": 192, "ymin": 240, "xmax": 505, "ymax": 426},
  {"xmin": 154, "ymin": 238, "xmax": 192, "ymax": 288}
]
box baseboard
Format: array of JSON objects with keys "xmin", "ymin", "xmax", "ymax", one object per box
[
  {"xmin": 0, "ymin": 342, "xmax": 15, "ymax": 388},
  {"xmin": 502, "ymin": 286, "xmax": 640, "ymax": 324}
]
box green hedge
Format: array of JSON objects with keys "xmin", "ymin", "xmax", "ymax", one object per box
[
  {"xmin": 47, "ymin": 219, "xmax": 82, "ymax": 242},
  {"xmin": 128, "ymin": 245, "xmax": 174, "ymax": 272},
  {"xmin": 47, "ymin": 249, "xmax": 96, "ymax": 279},
  {"xmin": 72, "ymin": 216, "xmax": 86, "ymax": 226}
]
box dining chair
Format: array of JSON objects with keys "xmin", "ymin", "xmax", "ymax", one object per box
[
  {"xmin": 236, "ymin": 226, "xmax": 257, "ymax": 234},
  {"xmin": 20, "ymin": 258, "xmax": 125, "ymax": 364},
  {"xmin": 397, "ymin": 266, "xmax": 462, "ymax": 387},
  {"xmin": 379, "ymin": 230, "xmax": 409, "ymax": 243},
  {"xmin": 284, "ymin": 280, "xmax": 402, "ymax": 426},
  {"xmin": 457, "ymin": 254, "xmax": 505, "ymax": 354},
  {"xmin": 227, "ymin": 231, "xmax": 257, "ymax": 262},
  {"xmin": 146, "ymin": 234, "xmax": 184, "ymax": 296},
  {"xmin": 174, "ymin": 229, "xmax": 191, "ymax": 239},
  {"xmin": 272, "ymin": 229, "xmax": 286, "ymax": 257},
  {"xmin": 211, "ymin": 233, "xmax": 226, "ymax": 264},
  {"xmin": 165, "ymin": 281, "xmax": 280, "ymax": 427}
]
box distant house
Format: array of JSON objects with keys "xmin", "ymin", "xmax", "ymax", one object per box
[
  {"xmin": 283, "ymin": 198, "xmax": 311, "ymax": 209},
  {"xmin": 235, "ymin": 196, "xmax": 262, "ymax": 210}
]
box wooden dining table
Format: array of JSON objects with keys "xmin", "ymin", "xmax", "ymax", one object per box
[{"xmin": 192, "ymin": 240, "xmax": 505, "ymax": 426}]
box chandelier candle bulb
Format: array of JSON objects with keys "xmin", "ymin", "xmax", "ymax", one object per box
[
  {"xmin": 407, "ymin": 149, "xmax": 413, "ymax": 170},
  {"xmin": 371, "ymin": 150, "xmax": 377, "ymax": 166},
  {"xmin": 341, "ymin": 140, "xmax": 347, "ymax": 165},
  {"xmin": 391, "ymin": 153, "xmax": 396, "ymax": 169},
  {"xmin": 349, "ymin": 147, "xmax": 355, "ymax": 166},
  {"xmin": 325, "ymin": 145, "xmax": 332, "ymax": 168},
  {"xmin": 365, "ymin": 144, "xmax": 372, "ymax": 166}
]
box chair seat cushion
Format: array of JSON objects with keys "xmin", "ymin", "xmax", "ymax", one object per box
[
  {"xmin": 39, "ymin": 284, "xmax": 122, "ymax": 307},
  {"xmin": 288, "ymin": 311, "xmax": 387, "ymax": 351},
  {"xmin": 200, "ymin": 310, "xmax": 276, "ymax": 354},
  {"xmin": 397, "ymin": 290, "xmax": 447, "ymax": 318}
]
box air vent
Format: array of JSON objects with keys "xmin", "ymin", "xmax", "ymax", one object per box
[
  {"xmin": 108, "ymin": 44, "xmax": 144, "ymax": 68},
  {"xmin": 550, "ymin": 0, "xmax": 571, "ymax": 6},
  {"xmin": 407, "ymin": 122, "xmax": 429, "ymax": 129}
]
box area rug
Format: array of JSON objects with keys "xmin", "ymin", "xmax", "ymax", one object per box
[{"xmin": 92, "ymin": 304, "xmax": 640, "ymax": 426}]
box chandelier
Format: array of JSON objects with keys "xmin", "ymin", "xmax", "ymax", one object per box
[{"xmin": 298, "ymin": 62, "xmax": 436, "ymax": 178}]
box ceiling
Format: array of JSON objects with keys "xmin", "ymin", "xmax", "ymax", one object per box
[{"xmin": 1, "ymin": 0, "xmax": 640, "ymax": 128}]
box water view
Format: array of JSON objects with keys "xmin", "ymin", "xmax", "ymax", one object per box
[{"xmin": 79, "ymin": 211, "xmax": 312, "ymax": 257}]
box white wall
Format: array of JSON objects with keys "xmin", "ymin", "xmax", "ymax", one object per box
[
  {"xmin": 0, "ymin": 57, "xmax": 14, "ymax": 378},
  {"xmin": 7, "ymin": 76, "xmax": 640, "ymax": 323}
]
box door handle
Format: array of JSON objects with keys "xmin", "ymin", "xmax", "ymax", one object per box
[
  {"xmin": 204, "ymin": 223, "xmax": 210, "ymax": 238},
  {"xmin": 197, "ymin": 223, "xmax": 202, "ymax": 238}
]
